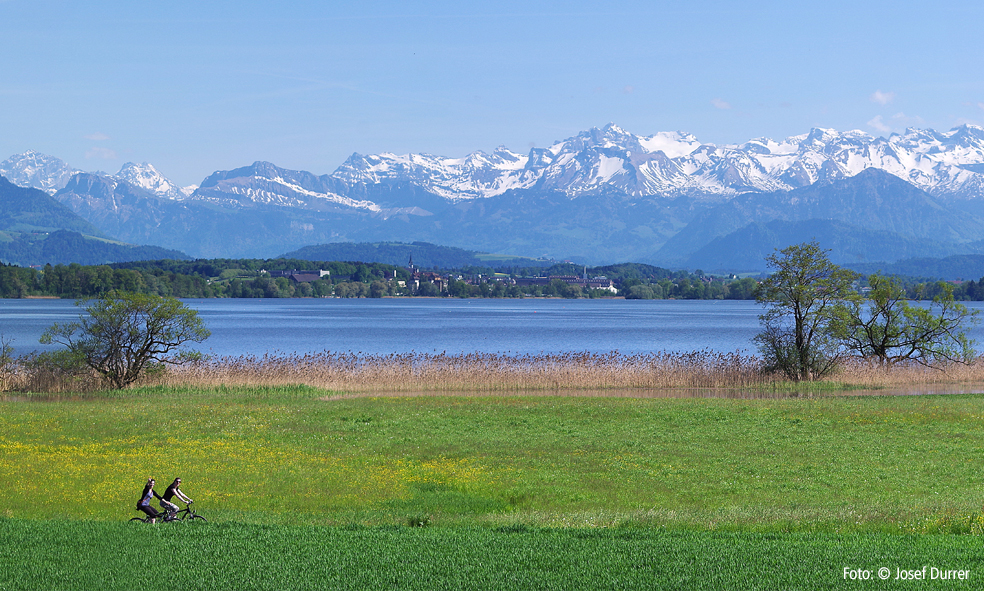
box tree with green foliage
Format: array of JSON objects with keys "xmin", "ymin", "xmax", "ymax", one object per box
[
  {"xmin": 726, "ymin": 277, "xmax": 759, "ymax": 300},
  {"xmin": 626, "ymin": 284, "xmax": 656, "ymax": 299},
  {"xmin": 834, "ymin": 274, "xmax": 978, "ymax": 367},
  {"xmin": 369, "ymin": 280, "xmax": 388, "ymax": 298},
  {"xmin": 39, "ymin": 291, "xmax": 210, "ymax": 389},
  {"xmin": 754, "ymin": 241, "xmax": 860, "ymax": 381},
  {"xmin": 416, "ymin": 281, "xmax": 441, "ymax": 297}
]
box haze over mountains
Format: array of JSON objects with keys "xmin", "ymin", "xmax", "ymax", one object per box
[{"xmin": 5, "ymin": 123, "xmax": 984, "ymax": 271}]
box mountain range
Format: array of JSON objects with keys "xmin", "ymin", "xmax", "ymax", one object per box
[{"xmin": 5, "ymin": 123, "xmax": 984, "ymax": 271}]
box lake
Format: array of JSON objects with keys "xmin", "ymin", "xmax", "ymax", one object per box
[
  {"xmin": 0, "ymin": 298, "xmax": 762, "ymax": 357},
  {"xmin": 3, "ymin": 298, "xmax": 984, "ymax": 358}
]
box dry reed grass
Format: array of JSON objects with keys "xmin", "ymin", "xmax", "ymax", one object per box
[
  {"xmin": 153, "ymin": 349, "xmax": 770, "ymax": 393},
  {"xmin": 4, "ymin": 354, "xmax": 103, "ymax": 394},
  {"xmin": 148, "ymin": 350, "xmax": 984, "ymax": 396},
  {"xmin": 833, "ymin": 356, "xmax": 984, "ymax": 390},
  {"xmin": 7, "ymin": 349, "xmax": 984, "ymax": 397}
]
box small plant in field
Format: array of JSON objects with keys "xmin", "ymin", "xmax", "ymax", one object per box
[
  {"xmin": 906, "ymin": 509, "xmax": 984, "ymax": 535},
  {"xmin": 405, "ymin": 514, "xmax": 431, "ymax": 527},
  {"xmin": 971, "ymin": 510, "xmax": 984, "ymax": 536}
]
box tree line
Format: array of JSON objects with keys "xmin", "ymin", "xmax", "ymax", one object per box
[
  {"xmin": 0, "ymin": 260, "xmax": 755, "ymax": 300},
  {"xmin": 0, "ymin": 260, "xmax": 407, "ymax": 299},
  {"xmin": 4, "ymin": 255, "xmax": 984, "ymax": 303}
]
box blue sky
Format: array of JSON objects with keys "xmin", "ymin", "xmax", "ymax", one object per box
[{"xmin": 2, "ymin": 0, "xmax": 984, "ymax": 186}]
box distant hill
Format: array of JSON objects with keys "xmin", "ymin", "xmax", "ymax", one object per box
[
  {"xmin": 660, "ymin": 169, "xmax": 984, "ymax": 269},
  {"xmin": 0, "ymin": 175, "xmax": 104, "ymax": 235},
  {"xmin": 280, "ymin": 241, "xmax": 553, "ymax": 269},
  {"xmin": 684, "ymin": 218, "xmax": 966, "ymax": 273},
  {"xmin": 845, "ymin": 255, "xmax": 984, "ymax": 281},
  {"xmin": 0, "ymin": 230, "xmax": 189, "ymax": 266}
]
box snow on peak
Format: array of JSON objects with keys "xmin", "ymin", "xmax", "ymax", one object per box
[
  {"xmin": 113, "ymin": 162, "xmax": 189, "ymax": 200},
  {"xmin": 0, "ymin": 150, "xmax": 81, "ymax": 194},
  {"xmin": 602, "ymin": 122, "xmax": 627, "ymax": 135},
  {"xmin": 322, "ymin": 124, "xmax": 984, "ymax": 201},
  {"xmin": 12, "ymin": 123, "xmax": 984, "ymax": 212},
  {"xmin": 638, "ymin": 131, "xmax": 702, "ymax": 158}
]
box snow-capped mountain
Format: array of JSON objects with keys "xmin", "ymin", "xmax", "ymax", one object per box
[
  {"xmin": 8, "ymin": 123, "xmax": 984, "ymax": 208},
  {"xmin": 10, "ymin": 123, "xmax": 984, "ymax": 266},
  {"xmin": 328, "ymin": 123, "xmax": 984, "ymax": 202},
  {"xmin": 331, "ymin": 146, "xmax": 538, "ymax": 201},
  {"xmin": 192, "ymin": 161, "xmax": 379, "ymax": 211},
  {"xmin": 0, "ymin": 152, "xmax": 195, "ymax": 201},
  {"xmin": 114, "ymin": 162, "xmax": 196, "ymax": 200},
  {"xmin": 0, "ymin": 150, "xmax": 81, "ymax": 194}
]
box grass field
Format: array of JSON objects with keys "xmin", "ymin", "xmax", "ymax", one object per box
[
  {"xmin": 1, "ymin": 520, "xmax": 981, "ymax": 590},
  {"xmin": 2, "ymin": 385, "xmax": 984, "ymax": 588}
]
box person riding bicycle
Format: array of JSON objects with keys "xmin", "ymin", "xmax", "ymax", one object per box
[
  {"xmin": 136, "ymin": 478, "xmax": 163, "ymax": 523},
  {"xmin": 160, "ymin": 477, "xmax": 194, "ymax": 521}
]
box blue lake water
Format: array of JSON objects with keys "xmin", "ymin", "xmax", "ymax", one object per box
[{"xmin": 3, "ymin": 298, "xmax": 984, "ymax": 358}]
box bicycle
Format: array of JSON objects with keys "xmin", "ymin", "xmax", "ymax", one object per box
[{"xmin": 130, "ymin": 502, "xmax": 207, "ymax": 523}]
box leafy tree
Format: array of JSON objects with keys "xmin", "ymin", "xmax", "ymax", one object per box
[
  {"xmin": 754, "ymin": 241, "xmax": 860, "ymax": 381},
  {"xmin": 835, "ymin": 274, "xmax": 978, "ymax": 367},
  {"xmin": 626, "ymin": 284, "xmax": 656, "ymax": 299},
  {"xmin": 369, "ymin": 280, "xmax": 388, "ymax": 298},
  {"xmin": 448, "ymin": 279, "xmax": 472, "ymax": 298},
  {"xmin": 726, "ymin": 277, "xmax": 759, "ymax": 300},
  {"xmin": 334, "ymin": 281, "xmax": 369, "ymax": 298},
  {"xmin": 416, "ymin": 281, "xmax": 441, "ymax": 297},
  {"xmin": 39, "ymin": 291, "xmax": 210, "ymax": 389}
]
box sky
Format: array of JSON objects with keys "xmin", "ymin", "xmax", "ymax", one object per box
[{"xmin": 2, "ymin": 0, "xmax": 984, "ymax": 187}]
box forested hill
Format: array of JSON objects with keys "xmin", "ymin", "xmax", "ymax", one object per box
[
  {"xmin": 0, "ymin": 230, "xmax": 189, "ymax": 267},
  {"xmin": 0, "ymin": 175, "xmax": 103, "ymax": 235},
  {"xmin": 4, "ymin": 256, "xmax": 984, "ymax": 301}
]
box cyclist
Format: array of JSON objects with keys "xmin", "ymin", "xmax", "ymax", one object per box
[
  {"xmin": 160, "ymin": 477, "xmax": 194, "ymax": 521},
  {"xmin": 136, "ymin": 478, "xmax": 163, "ymax": 523}
]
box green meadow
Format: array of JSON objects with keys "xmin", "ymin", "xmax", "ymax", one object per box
[
  {"xmin": 2, "ymin": 386, "xmax": 984, "ymax": 588},
  {"xmin": 1, "ymin": 520, "xmax": 981, "ymax": 590}
]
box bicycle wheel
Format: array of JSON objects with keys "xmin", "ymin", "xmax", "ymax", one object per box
[
  {"xmin": 129, "ymin": 517, "xmax": 148, "ymax": 523},
  {"xmin": 189, "ymin": 515, "xmax": 207, "ymax": 523}
]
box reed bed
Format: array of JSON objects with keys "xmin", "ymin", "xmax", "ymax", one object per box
[
  {"xmin": 155, "ymin": 349, "xmax": 771, "ymax": 393},
  {"xmin": 155, "ymin": 350, "xmax": 984, "ymax": 396},
  {"xmin": 7, "ymin": 349, "xmax": 984, "ymax": 396},
  {"xmin": 833, "ymin": 356, "xmax": 984, "ymax": 390}
]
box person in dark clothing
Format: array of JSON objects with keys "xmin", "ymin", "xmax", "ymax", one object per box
[
  {"xmin": 160, "ymin": 477, "xmax": 193, "ymax": 521},
  {"xmin": 136, "ymin": 478, "xmax": 162, "ymax": 523}
]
